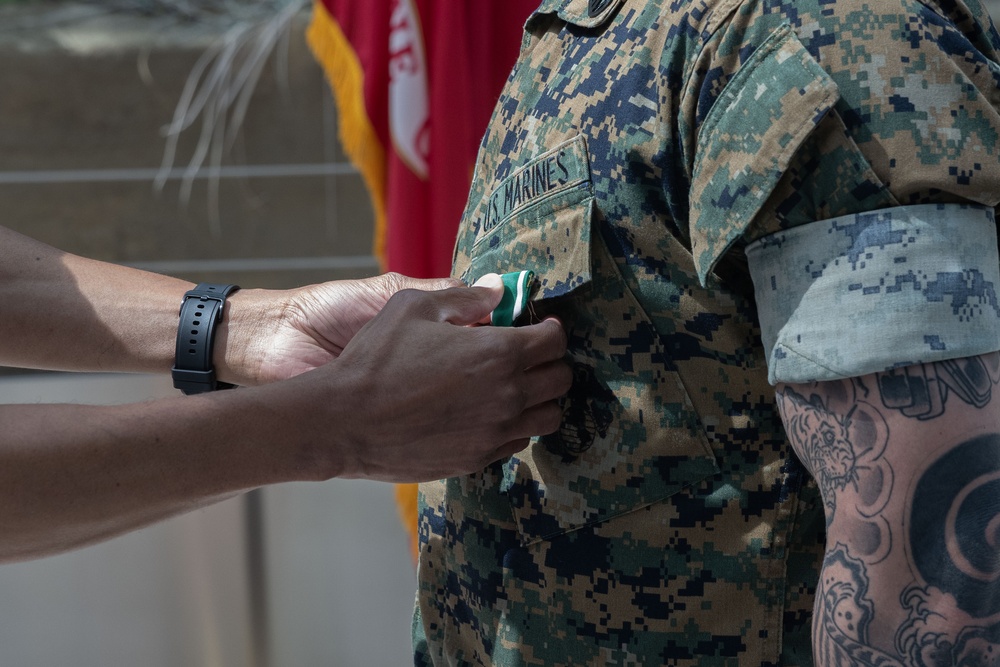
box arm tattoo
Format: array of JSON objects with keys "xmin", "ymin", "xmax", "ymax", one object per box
[
  {"xmin": 876, "ymin": 355, "xmax": 1000, "ymax": 420},
  {"xmin": 776, "ymin": 385, "xmax": 893, "ymax": 560},
  {"xmin": 812, "ymin": 435, "xmax": 1000, "ymax": 666},
  {"xmin": 777, "ymin": 354, "xmax": 1000, "ymax": 666},
  {"xmin": 899, "ymin": 433, "xmax": 1000, "ymax": 665},
  {"xmin": 815, "ymin": 545, "xmax": 902, "ymax": 667}
]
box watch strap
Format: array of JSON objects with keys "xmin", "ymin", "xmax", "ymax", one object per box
[{"xmin": 172, "ymin": 283, "xmax": 240, "ymax": 395}]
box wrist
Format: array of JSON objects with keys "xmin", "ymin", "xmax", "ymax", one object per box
[
  {"xmin": 171, "ymin": 283, "xmax": 241, "ymax": 394},
  {"xmin": 242, "ymin": 369, "xmax": 353, "ymax": 481},
  {"xmin": 212, "ymin": 288, "xmax": 290, "ymax": 387}
]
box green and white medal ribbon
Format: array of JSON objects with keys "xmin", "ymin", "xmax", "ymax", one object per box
[{"xmin": 490, "ymin": 270, "xmax": 535, "ymax": 327}]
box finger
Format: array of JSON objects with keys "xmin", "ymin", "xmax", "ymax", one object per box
[
  {"xmin": 423, "ymin": 283, "xmax": 504, "ymax": 326},
  {"xmin": 503, "ymin": 400, "xmax": 565, "ymax": 441},
  {"xmin": 470, "ymin": 273, "xmax": 504, "ymax": 325},
  {"xmin": 374, "ymin": 272, "xmax": 460, "ymax": 296},
  {"xmin": 508, "ymin": 317, "xmax": 567, "ymax": 368},
  {"xmin": 402, "ymin": 276, "xmax": 463, "ymax": 292},
  {"xmin": 491, "ymin": 437, "xmax": 531, "ymax": 462},
  {"xmin": 520, "ymin": 359, "xmax": 574, "ymax": 408},
  {"xmin": 471, "ymin": 272, "xmax": 503, "ymax": 290}
]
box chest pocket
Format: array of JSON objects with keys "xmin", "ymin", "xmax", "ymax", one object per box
[{"xmin": 459, "ymin": 136, "xmax": 719, "ymax": 546}]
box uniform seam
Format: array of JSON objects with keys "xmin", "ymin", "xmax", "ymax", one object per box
[
  {"xmin": 676, "ymin": 0, "xmax": 743, "ymax": 176},
  {"xmin": 774, "ymin": 342, "xmax": 847, "ymax": 381}
]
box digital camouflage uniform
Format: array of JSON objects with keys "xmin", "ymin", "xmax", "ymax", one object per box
[{"xmin": 415, "ymin": 1, "xmax": 1000, "ymax": 665}]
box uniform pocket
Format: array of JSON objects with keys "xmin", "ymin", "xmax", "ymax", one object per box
[
  {"xmin": 463, "ymin": 136, "xmax": 594, "ymax": 301},
  {"xmin": 459, "ymin": 136, "xmax": 719, "ymax": 546}
]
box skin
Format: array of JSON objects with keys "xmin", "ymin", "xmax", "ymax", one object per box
[
  {"xmin": 0, "ymin": 226, "xmax": 572, "ymax": 562},
  {"xmin": 777, "ymin": 353, "xmax": 1000, "ymax": 667}
]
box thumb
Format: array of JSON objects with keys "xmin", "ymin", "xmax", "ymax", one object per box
[
  {"xmin": 395, "ymin": 276, "xmax": 462, "ymax": 292},
  {"xmin": 432, "ymin": 274, "xmax": 504, "ymax": 325}
]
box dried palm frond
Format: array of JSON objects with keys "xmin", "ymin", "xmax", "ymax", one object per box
[{"xmin": 155, "ymin": 0, "xmax": 308, "ymax": 236}]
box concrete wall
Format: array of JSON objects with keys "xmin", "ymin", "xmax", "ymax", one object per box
[{"xmin": 0, "ymin": 7, "xmax": 376, "ymax": 289}]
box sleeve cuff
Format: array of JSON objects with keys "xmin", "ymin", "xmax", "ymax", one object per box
[{"xmin": 747, "ymin": 203, "xmax": 1000, "ymax": 385}]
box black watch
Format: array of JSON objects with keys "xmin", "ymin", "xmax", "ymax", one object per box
[{"xmin": 171, "ymin": 283, "xmax": 240, "ymax": 395}]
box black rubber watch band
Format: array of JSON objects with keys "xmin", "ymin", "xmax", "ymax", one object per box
[{"xmin": 172, "ymin": 283, "xmax": 240, "ymax": 395}]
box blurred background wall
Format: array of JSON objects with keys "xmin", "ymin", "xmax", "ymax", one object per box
[
  {"xmin": 0, "ymin": 1, "xmax": 998, "ymax": 666},
  {"xmin": 0, "ymin": 2, "xmax": 414, "ymax": 666}
]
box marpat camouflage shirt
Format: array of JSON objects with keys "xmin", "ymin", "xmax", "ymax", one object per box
[{"xmin": 415, "ymin": 1, "xmax": 1000, "ymax": 665}]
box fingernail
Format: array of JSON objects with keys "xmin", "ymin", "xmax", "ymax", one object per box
[{"xmin": 472, "ymin": 273, "xmax": 503, "ymax": 290}]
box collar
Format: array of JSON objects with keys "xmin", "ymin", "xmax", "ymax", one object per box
[{"xmin": 529, "ymin": 0, "xmax": 624, "ymax": 29}]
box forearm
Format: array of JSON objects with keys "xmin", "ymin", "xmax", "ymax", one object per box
[
  {"xmin": 0, "ymin": 225, "xmax": 284, "ymax": 383},
  {"xmin": 0, "ymin": 258, "xmax": 570, "ymax": 560},
  {"xmin": 0, "ymin": 382, "xmax": 339, "ymax": 562},
  {"xmin": 0, "ymin": 226, "xmax": 188, "ymax": 372},
  {"xmin": 776, "ymin": 354, "xmax": 1000, "ymax": 665}
]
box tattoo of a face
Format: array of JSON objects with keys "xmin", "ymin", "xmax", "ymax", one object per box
[
  {"xmin": 776, "ymin": 385, "xmax": 894, "ymax": 561},
  {"xmin": 783, "ymin": 391, "xmax": 857, "ymax": 495},
  {"xmin": 876, "ymin": 354, "xmax": 1000, "ymax": 420}
]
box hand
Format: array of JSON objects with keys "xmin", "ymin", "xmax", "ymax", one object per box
[
  {"xmin": 269, "ymin": 283, "xmax": 572, "ymax": 482},
  {"xmin": 221, "ymin": 273, "xmax": 457, "ymax": 385}
]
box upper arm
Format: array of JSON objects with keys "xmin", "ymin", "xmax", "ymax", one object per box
[
  {"xmin": 776, "ymin": 358, "xmax": 1000, "ymax": 665},
  {"xmin": 684, "ymin": 0, "xmax": 1000, "ymax": 288},
  {"xmin": 685, "ymin": 3, "xmax": 1000, "ymax": 663}
]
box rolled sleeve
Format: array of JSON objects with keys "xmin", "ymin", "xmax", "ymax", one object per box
[{"xmin": 747, "ymin": 203, "xmax": 1000, "ymax": 385}]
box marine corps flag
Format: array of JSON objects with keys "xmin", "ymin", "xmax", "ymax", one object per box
[
  {"xmin": 307, "ymin": 0, "xmax": 537, "ymax": 557},
  {"xmin": 307, "ymin": 0, "xmax": 536, "ymax": 276}
]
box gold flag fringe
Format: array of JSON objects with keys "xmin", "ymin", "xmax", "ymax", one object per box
[
  {"xmin": 394, "ymin": 483, "xmax": 420, "ymax": 563},
  {"xmin": 306, "ymin": 1, "xmax": 388, "ymax": 269},
  {"xmin": 308, "ymin": 3, "xmax": 419, "ymax": 561}
]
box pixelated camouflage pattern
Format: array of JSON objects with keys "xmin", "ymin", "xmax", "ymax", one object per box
[
  {"xmin": 749, "ymin": 203, "xmax": 1000, "ymax": 384},
  {"xmin": 415, "ymin": 0, "xmax": 1000, "ymax": 665}
]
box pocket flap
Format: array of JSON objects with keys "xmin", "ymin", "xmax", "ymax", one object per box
[
  {"xmin": 689, "ymin": 24, "xmax": 840, "ymax": 285},
  {"xmin": 464, "ymin": 136, "xmax": 595, "ymax": 300},
  {"xmin": 529, "ymin": 0, "xmax": 623, "ymax": 30}
]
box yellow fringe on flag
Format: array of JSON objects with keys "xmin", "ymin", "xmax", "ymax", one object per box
[
  {"xmin": 308, "ymin": 3, "xmax": 419, "ymax": 562},
  {"xmin": 394, "ymin": 483, "xmax": 420, "ymax": 563},
  {"xmin": 306, "ymin": 1, "xmax": 388, "ymax": 269}
]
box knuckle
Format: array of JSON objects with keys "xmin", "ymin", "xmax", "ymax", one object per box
[
  {"xmin": 553, "ymin": 322, "xmax": 569, "ymax": 350},
  {"xmin": 497, "ymin": 389, "xmax": 522, "ymax": 418},
  {"xmin": 531, "ymin": 402, "xmax": 563, "ymax": 435},
  {"xmin": 381, "ymin": 272, "xmax": 406, "ymax": 290},
  {"xmin": 495, "ymin": 334, "xmax": 519, "ymax": 361},
  {"xmin": 494, "ymin": 382, "xmax": 527, "ymax": 419},
  {"xmin": 481, "ymin": 330, "xmax": 516, "ymax": 363},
  {"xmin": 557, "ymin": 361, "xmax": 575, "ymax": 392},
  {"xmin": 389, "ymin": 287, "xmax": 425, "ymax": 312},
  {"xmin": 541, "ymin": 319, "xmax": 568, "ymax": 353}
]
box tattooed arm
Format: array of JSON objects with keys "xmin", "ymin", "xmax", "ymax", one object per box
[{"xmin": 776, "ymin": 353, "xmax": 1000, "ymax": 667}]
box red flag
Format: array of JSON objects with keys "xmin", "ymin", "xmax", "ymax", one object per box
[
  {"xmin": 307, "ymin": 0, "xmax": 537, "ymax": 558},
  {"xmin": 307, "ymin": 0, "xmax": 537, "ymax": 277}
]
